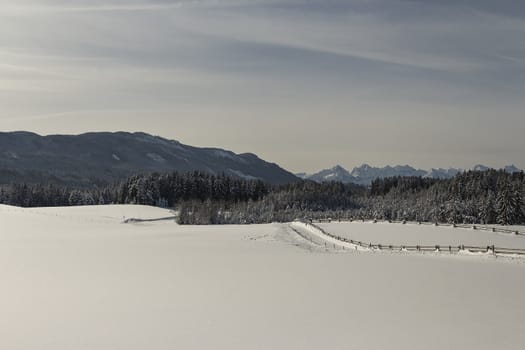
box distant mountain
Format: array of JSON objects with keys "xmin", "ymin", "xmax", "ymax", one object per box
[
  {"xmin": 304, "ymin": 164, "xmax": 425, "ymax": 185},
  {"xmin": 307, "ymin": 165, "xmax": 357, "ymax": 183},
  {"xmin": 303, "ymin": 164, "xmax": 522, "ymax": 185},
  {"xmin": 423, "ymin": 168, "xmax": 461, "ymax": 179},
  {"xmin": 0, "ymin": 132, "xmax": 299, "ymax": 186},
  {"xmin": 294, "ymin": 172, "xmax": 309, "ymax": 179},
  {"xmin": 350, "ymin": 164, "xmax": 427, "ymax": 185},
  {"xmin": 473, "ymin": 164, "xmax": 489, "ymax": 172},
  {"xmin": 503, "ymin": 165, "xmax": 521, "ymax": 173}
]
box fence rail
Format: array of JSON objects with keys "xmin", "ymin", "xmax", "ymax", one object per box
[
  {"xmin": 296, "ymin": 220, "xmax": 525, "ymax": 257},
  {"xmin": 307, "ymin": 218, "xmax": 525, "ymax": 236},
  {"xmin": 122, "ymin": 215, "xmax": 177, "ymax": 223}
]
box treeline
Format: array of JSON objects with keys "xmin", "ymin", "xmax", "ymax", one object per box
[
  {"xmin": 115, "ymin": 171, "xmax": 269, "ymax": 207},
  {"xmin": 178, "ymin": 170, "xmax": 525, "ymax": 225},
  {"xmin": 0, "ymin": 172, "xmax": 365, "ymax": 224},
  {"xmin": 357, "ymin": 170, "xmax": 525, "ymax": 225},
  {"xmin": 0, "ymin": 171, "xmax": 269, "ymax": 209},
  {"xmin": 1, "ymin": 169, "xmax": 524, "ymax": 226},
  {"xmin": 177, "ymin": 181, "xmax": 365, "ymax": 224},
  {"xmin": 0, "ymin": 183, "xmax": 117, "ymax": 207}
]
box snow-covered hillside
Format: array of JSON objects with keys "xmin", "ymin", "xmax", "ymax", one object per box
[{"xmin": 1, "ymin": 205, "xmax": 524, "ymax": 349}]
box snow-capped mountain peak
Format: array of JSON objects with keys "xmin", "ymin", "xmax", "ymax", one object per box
[
  {"xmin": 473, "ymin": 164, "xmax": 489, "ymax": 172},
  {"xmin": 306, "ymin": 165, "xmax": 356, "ymax": 183},
  {"xmin": 301, "ymin": 164, "xmax": 523, "ymax": 185},
  {"xmin": 504, "ymin": 165, "xmax": 521, "ymax": 173}
]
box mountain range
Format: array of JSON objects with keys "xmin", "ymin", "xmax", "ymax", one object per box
[
  {"xmin": 0, "ymin": 132, "xmax": 298, "ymax": 186},
  {"xmin": 298, "ymin": 164, "xmax": 522, "ymax": 185},
  {"xmin": 0, "ymin": 131, "xmax": 521, "ymax": 188}
]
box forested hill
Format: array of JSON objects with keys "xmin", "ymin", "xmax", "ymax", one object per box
[{"xmin": 0, "ymin": 131, "xmax": 298, "ymax": 186}]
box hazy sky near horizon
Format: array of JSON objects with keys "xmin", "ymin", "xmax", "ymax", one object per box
[{"xmin": 1, "ymin": 0, "xmax": 524, "ymax": 172}]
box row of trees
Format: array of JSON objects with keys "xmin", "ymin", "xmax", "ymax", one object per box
[
  {"xmin": 0, "ymin": 171, "xmax": 269, "ymax": 209},
  {"xmin": 0, "ymin": 184, "xmax": 108, "ymax": 208},
  {"xmin": 115, "ymin": 171, "xmax": 269, "ymax": 207},
  {"xmin": 1, "ymin": 169, "xmax": 524, "ymax": 226},
  {"xmin": 178, "ymin": 170, "xmax": 525, "ymax": 225},
  {"xmin": 177, "ymin": 181, "xmax": 365, "ymax": 224},
  {"xmin": 360, "ymin": 170, "xmax": 524, "ymax": 225}
]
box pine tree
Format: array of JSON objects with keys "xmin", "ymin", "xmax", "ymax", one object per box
[
  {"xmin": 480, "ymin": 192, "xmax": 497, "ymax": 224},
  {"xmin": 496, "ymin": 182, "xmax": 517, "ymax": 225},
  {"xmin": 513, "ymin": 185, "xmax": 524, "ymax": 224},
  {"xmin": 68, "ymin": 190, "xmax": 84, "ymax": 206}
]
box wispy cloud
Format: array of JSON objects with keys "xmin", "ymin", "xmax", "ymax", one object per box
[
  {"xmin": 159, "ymin": 0, "xmax": 524, "ymax": 73},
  {"xmin": 1, "ymin": 2, "xmax": 184, "ymax": 14},
  {"xmin": 0, "ymin": 0, "xmax": 287, "ymax": 14},
  {"xmin": 1, "ymin": 0, "xmax": 524, "ymax": 170}
]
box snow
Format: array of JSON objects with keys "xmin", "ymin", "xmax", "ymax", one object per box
[
  {"xmin": 146, "ymin": 152, "xmax": 166, "ymax": 162},
  {"xmin": 292, "ymin": 221, "xmax": 368, "ymax": 251},
  {"xmin": 227, "ymin": 168, "xmax": 260, "ymax": 180},
  {"xmin": 213, "ymin": 149, "xmax": 247, "ymax": 163},
  {"xmin": 1, "ymin": 205, "xmax": 525, "ymax": 349},
  {"xmin": 317, "ymin": 221, "xmax": 525, "ymax": 249},
  {"xmin": 6, "ymin": 151, "xmax": 19, "ymax": 159}
]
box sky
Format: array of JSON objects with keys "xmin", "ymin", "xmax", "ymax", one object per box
[{"xmin": 1, "ymin": 0, "xmax": 524, "ymax": 173}]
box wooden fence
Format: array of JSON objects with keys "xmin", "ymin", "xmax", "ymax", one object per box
[
  {"xmin": 307, "ymin": 218, "xmax": 525, "ymax": 236},
  {"xmin": 296, "ymin": 220, "xmax": 525, "ymax": 257}
]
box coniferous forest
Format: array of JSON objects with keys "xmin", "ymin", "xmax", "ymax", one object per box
[{"xmin": 1, "ymin": 169, "xmax": 523, "ymax": 226}]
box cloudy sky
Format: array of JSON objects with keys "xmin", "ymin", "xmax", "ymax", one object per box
[{"xmin": 1, "ymin": 0, "xmax": 524, "ymax": 172}]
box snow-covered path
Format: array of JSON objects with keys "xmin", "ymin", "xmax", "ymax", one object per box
[
  {"xmin": 291, "ymin": 220, "xmax": 525, "ymax": 259},
  {"xmin": 1, "ymin": 205, "xmax": 525, "ymax": 349}
]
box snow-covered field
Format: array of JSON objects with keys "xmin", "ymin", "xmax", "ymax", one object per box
[
  {"xmin": 318, "ymin": 221, "xmax": 525, "ymax": 249},
  {"xmin": 1, "ymin": 204, "xmax": 525, "ymax": 350}
]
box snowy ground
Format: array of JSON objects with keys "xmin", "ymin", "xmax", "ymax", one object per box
[
  {"xmin": 1, "ymin": 204, "xmax": 525, "ymax": 350},
  {"xmin": 318, "ymin": 221, "xmax": 525, "ymax": 249}
]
